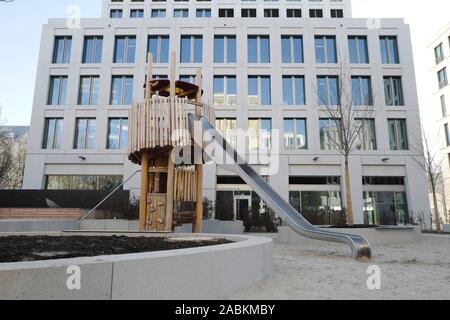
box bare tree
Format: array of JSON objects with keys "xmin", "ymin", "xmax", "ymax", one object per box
[{"xmin": 315, "ymin": 62, "xmax": 375, "ymax": 225}]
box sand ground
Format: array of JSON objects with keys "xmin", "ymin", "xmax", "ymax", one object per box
[{"xmin": 230, "ymin": 234, "xmax": 450, "ymax": 300}]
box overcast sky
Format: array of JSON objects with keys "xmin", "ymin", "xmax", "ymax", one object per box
[{"xmin": 0, "ymin": 0, "xmax": 449, "ymax": 128}]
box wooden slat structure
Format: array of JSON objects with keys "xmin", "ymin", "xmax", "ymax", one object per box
[{"xmin": 128, "ymin": 52, "xmax": 214, "ymax": 232}]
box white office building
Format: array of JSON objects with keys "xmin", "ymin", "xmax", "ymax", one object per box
[
  {"xmin": 428, "ymin": 23, "xmax": 450, "ymax": 223},
  {"xmin": 23, "ymin": 0, "xmax": 429, "ymax": 225}
]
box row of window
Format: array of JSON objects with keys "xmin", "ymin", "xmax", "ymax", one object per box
[
  {"xmin": 47, "ymin": 73, "xmax": 405, "ymax": 107},
  {"xmin": 42, "ymin": 116, "xmax": 408, "ymax": 152},
  {"xmin": 52, "ymin": 34, "xmax": 400, "ymax": 65},
  {"xmin": 109, "ymin": 7, "xmax": 343, "ymax": 19}
]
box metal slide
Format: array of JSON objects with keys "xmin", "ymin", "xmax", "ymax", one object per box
[{"xmin": 188, "ymin": 114, "xmax": 371, "ymax": 260}]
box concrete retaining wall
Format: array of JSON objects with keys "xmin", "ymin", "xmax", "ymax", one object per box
[
  {"xmin": 0, "ymin": 232, "xmax": 272, "ymax": 300},
  {"xmin": 278, "ymin": 226, "xmax": 422, "ymax": 247},
  {"xmin": 0, "ymin": 220, "xmax": 78, "ymax": 233},
  {"xmin": 443, "ymin": 224, "xmax": 450, "ymax": 233},
  {"xmin": 175, "ymin": 220, "xmax": 244, "ymax": 235}
]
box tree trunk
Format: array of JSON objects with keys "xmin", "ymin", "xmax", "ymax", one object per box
[
  {"xmin": 431, "ymin": 179, "xmax": 442, "ymax": 233},
  {"xmin": 344, "ymin": 156, "xmax": 354, "ymax": 225}
]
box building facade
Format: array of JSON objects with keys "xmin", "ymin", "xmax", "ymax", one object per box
[
  {"xmin": 23, "ymin": 0, "xmax": 429, "ymax": 225},
  {"xmin": 428, "ymin": 23, "xmax": 450, "ymax": 224}
]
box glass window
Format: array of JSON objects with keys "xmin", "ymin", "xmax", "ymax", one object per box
[
  {"xmin": 43, "ymin": 118, "xmax": 63, "ymax": 149},
  {"xmin": 180, "ymin": 35, "xmax": 203, "ymax": 63},
  {"xmin": 48, "ymin": 76, "xmax": 68, "ymax": 105},
  {"xmin": 315, "ymin": 36, "xmax": 337, "ymax": 63},
  {"xmin": 78, "ymin": 76, "xmax": 99, "ymax": 105},
  {"xmin": 438, "ymin": 67, "xmax": 448, "ymax": 89},
  {"xmin": 354, "ymin": 119, "xmax": 377, "ymax": 150},
  {"xmin": 281, "ymin": 36, "xmax": 303, "ymax": 63},
  {"xmin": 114, "ymin": 36, "xmax": 136, "ymax": 63},
  {"xmin": 435, "ymin": 43, "xmax": 445, "ymax": 64},
  {"xmin": 282, "ymin": 76, "xmax": 305, "ymax": 105},
  {"xmin": 46, "ymin": 175, "xmax": 123, "ymax": 191},
  {"xmin": 215, "ymin": 118, "xmax": 237, "ymax": 148},
  {"xmin": 248, "ymin": 76, "xmax": 271, "ymax": 106},
  {"xmin": 388, "ymin": 119, "xmax": 408, "ymax": 150},
  {"xmin": 214, "ymin": 36, "xmax": 236, "ymax": 63},
  {"xmin": 74, "ymin": 118, "xmax": 96, "ymax": 149},
  {"xmin": 111, "ymin": 75, "xmax": 133, "ymax": 105},
  {"xmin": 284, "ymin": 118, "xmax": 307, "ymax": 149},
  {"xmin": 319, "ymin": 118, "xmax": 341, "ymax": 150},
  {"xmin": 348, "ymin": 36, "xmax": 368, "ymax": 64},
  {"xmin": 148, "ymin": 35, "xmax": 169, "ymax": 63},
  {"xmin": 317, "ymin": 76, "xmax": 339, "ymax": 106},
  {"xmin": 107, "ymin": 118, "xmax": 128, "ymax": 150},
  {"xmin": 363, "ymin": 191, "xmax": 408, "ymax": 225},
  {"xmin": 248, "ymin": 35, "xmax": 270, "ymax": 63},
  {"xmin": 351, "ymin": 76, "xmax": 372, "ymax": 106},
  {"xmin": 53, "ymin": 36, "xmax": 72, "ymax": 64},
  {"xmin": 380, "ymin": 36, "xmax": 399, "ymax": 64},
  {"xmin": 214, "ymin": 75, "xmax": 237, "ymax": 106},
  {"xmin": 82, "ymin": 36, "xmax": 103, "ymax": 63},
  {"xmin": 248, "ymin": 118, "xmax": 272, "ymax": 150},
  {"xmin": 384, "ymin": 76, "xmax": 404, "ymax": 106}
]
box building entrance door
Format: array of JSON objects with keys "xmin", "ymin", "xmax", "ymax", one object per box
[{"xmin": 234, "ymin": 195, "xmax": 251, "ymax": 221}]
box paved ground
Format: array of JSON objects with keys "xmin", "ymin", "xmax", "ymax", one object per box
[{"xmin": 229, "ymin": 234, "xmax": 450, "ymax": 300}]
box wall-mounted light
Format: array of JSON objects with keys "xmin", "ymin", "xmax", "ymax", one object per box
[
  {"xmin": 313, "ymin": 157, "xmax": 320, "ymax": 162},
  {"xmin": 382, "ymin": 158, "xmax": 390, "ymax": 162},
  {"xmin": 79, "ymin": 156, "xmax": 86, "ymax": 161}
]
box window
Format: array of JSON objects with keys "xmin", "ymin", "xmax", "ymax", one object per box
[
  {"xmin": 248, "ymin": 76, "xmax": 271, "ymax": 106},
  {"xmin": 151, "ymin": 9, "xmax": 166, "ymax": 17},
  {"xmin": 309, "ymin": 9, "xmax": 323, "ymax": 18},
  {"xmin": 330, "ymin": 9, "xmax": 343, "ymax": 18},
  {"xmin": 315, "ymin": 36, "xmax": 337, "ymax": 63},
  {"xmin": 320, "ymin": 118, "xmax": 342, "ymax": 150},
  {"xmin": 219, "ymin": 8, "xmax": 234, "ymax": 17},
  {"xmin": 179, "ymin": 75, "xmax": 196, "ymax": 84},
  {"xmin": 441, "ymin": 95, "xmax": 447, "ymax": 118},
  {"xmin": 317, "ymin": 76, "xmax": 339, "ymax": 106},
  {"xmin": 248, "ymin": 118, "xmax": 272, "ymax": 150},
  {"xmin": 78, "ymin": 76, "xmax": 99, "ymax": 105},
  {"xmin": 281, "ymin": 35, "xmax": 303, "ymax": 63},
  {"xmin": 130, "ymin": 9, "xmax": 144, "ymax": 18},
  {"xmin": 264, "ymin": 9, "xmax": 279, "ymax": 17},
  {"xmin": 114, "ymin": 36, "xmax": 136, "ymax": 63},
  {"xmin": 174, "ymin": 9, "xmax": 189, "ymax": 17},
  {"xmin": 196, "ymin": 9, "xmax": 211, "ymax": 17},
  {"xmin": 215, "ymin": 118, "xmax": 237, "ymax": 148},
  {"xmin": 351, "ymin": 76, "xmax": 372, "ymax": 106},
  {"xmin": 284, "ymin": 119, "xmax": 307, "ymax": 149},
  {"xmin": 48, "ymin": 76, "xmax": 68, "ymax": 105},
  {"xmin": 213, "ymin": 76, "xmax": 237, "ymax": 106},
  {"xmin": 438, "ymin": 67, "xmax": 448, "ymax": 89},
  {"xmin": 380, "ymin": 36, "xmax": 399, "ymax": 64},
  {"xmin": 445, "ymin": 123, "xmax": 450, "ymax": 146},
  {"xmin": 354, "ymin": 119, "xmax": 377, "ymax": 150},
  {"xmin": 111, "ymin": 76, "xmax": 133, "ymax": 105},
  {"xmin": 348, "ymin": 36, "xmax": 369, "ymax": 64},
  {"xmin": 435, "ymin": 43, "xmax": 444, "ymax": 64},
  {"xmin": 384, "ymin": 76, "xmax": 404, "ymax": 106},
  {"xmin": 282, "ymin": 76, "xmax": 305, "ymax": 105},
  {"xmin": 248, "ymin": 35, "xmax": 270, "ymax": 63},
  {"xmin": 107, "ymin": 118, "xmax": 128, "ymax": 150},
  {"xmin": 363, "ymin": 191, "xmax": 408, "ymax": 225},
  {"xmin": 214, "ymin": 36, "xmax": 236, "ymax": 63},
  {"xmin": 287, "ymin": 9, "xmax": 301, "ymax": 18},
  {"xmin": 82, "ymin": 36, "xmax": 103, "ymax": 63},
  {"xmin": 52, "ymin": 36, "xmax": 72, "ymax": 64},
  {"xmin": 180, "ymin": 35, "xmax": 203, "ymax": 63},
  {"xmin": 148, "ymin": 35, "xmax": 169, "ymax": 63},
  {"xmin": 241, "ymin": 8, "xmax": 257, "ymax": 17},
  {"xmin": 388, "ymin": 119, "xmax": 408, "ymax": 150},
  {"xmin": 43, "ymin": 118, "xmax": 63, "ymax": 149},
  {"xmin": 46, "ymin": 175, "xmax": 123, "ymax": 191},
  {"xmin": 110, "ymin": 9, "xmax": 123, "ymax": 18},
  {"xmin": 74, "ymin": 118, "xmax": 96, "ymax": 149}
]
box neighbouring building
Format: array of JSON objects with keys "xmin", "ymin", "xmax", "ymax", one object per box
[
  {"xmin": 428, "ymin": 22, "xmax": 450, "ymax": 225},
  {"xmin": 23, "ymin": 0, "xmax": 430, "ymax": 226}
]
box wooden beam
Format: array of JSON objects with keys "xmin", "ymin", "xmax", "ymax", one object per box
[
  {"xmin": 194, "ymin": 68, "xmax": 203, "ymax": 233},
  {"xmin": 146, "ymin": 52, "xmax": 153, "ymax": 101},
  {"xmin": 139, "ymin": 153, "xmax": 149, "ymax": 231}
]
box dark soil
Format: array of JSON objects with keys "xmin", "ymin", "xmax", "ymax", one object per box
[{"xmin": 0, "ymin": 236, "xmax": 233, "ymax": 263}]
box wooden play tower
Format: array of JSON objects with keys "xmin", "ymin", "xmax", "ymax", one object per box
[{"xmin": 128, "ymin": 52, "xmax": 213, "ymax": 232}]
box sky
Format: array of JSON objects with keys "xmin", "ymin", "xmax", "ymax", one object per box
[{"xmin": 0, "ymin": 0, "xmax": 449, "ymax": 129}]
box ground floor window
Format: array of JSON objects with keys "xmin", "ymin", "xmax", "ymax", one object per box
[
  {"xmin": 289, "ymin": 191, "xmax": 344, "ymax": 225},
  {"xmin": 363, "ymin": 191, "xmax": 408, "ymax": 225},
  {"xmin": 46, "ymin": 175, "xmax": 123, "ymax": 191}
]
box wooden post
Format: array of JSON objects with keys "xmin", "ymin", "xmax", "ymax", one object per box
[
  {"xmin": 164, "ymin": 52, "xmax": 177, "ymax": 232},
  {"xmin": 139, "ymin": 53, "xmax": 154, "ymax": 231},
  {"xmin": 194, "ymin": 68, "xmax": 203, "ymax": 233}
]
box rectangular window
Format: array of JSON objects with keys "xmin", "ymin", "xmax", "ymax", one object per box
[
  {"xmin": 111, "ymin": 75, "xmax": 133, "ymax": 105},
  {"xmin": 130, "ymin": 9, "xmax": 144, "ymax": 18},
  {"xmin": 264, "ymin": 9, "xmax": 279, "ymax": 17},
  {"xmin": 388, "ymin": 119, "xmax": 408, "ymax": 150},
  {"xmin": 214, "ymin": 35, "xmax": 237, "ymax": 63},
  {"xmin": 355, "ymin": 119, "xmax": 377, "ymax": 150},
  {"xmin": 179, "ymin": 75, "xmax": 196, "ymax": 84},
  {"xmin": 219, "ymin": 8, "xmax": 234, "ymax": 17},
  {"xmin": 281, "ymin": 35, "xmax": 303, "ymax": 63},
  {"xmin": 180, "ymin": 35, "xmax": 203, "ymax": 63},
  {"xmin": 438, "ymin": 67, "xmax": 448, "ymax": 89},
  {"xmin": 78, "ymin": 76, "xmax": 99, "ymax": 105},
  {"xmin": 435, "ymin": 43, "xmax": 445, "ymax": 64},
  {"xmin": 248, "ymin": 35, "xmax": 270, "ymax": 63},
  {"xmin": 441, "ymin": 95, "xmax": 447, "ymax": 118},
  {"xmin": 215, "ymin": 118, "xmax": 237, "ymax": 148},
  {"xmin": 330, "ymin": 9, "xmax": 343, "ymax": 18},
  {"xmin": 287, "ymin": 9, "xmax": 301, "ymax": 18},
  {"xmin": 110, "ymin": 9, "xmax": 123, "ymax": 18},
  {"xmin": 315, "ymin": 36, "xmax": 337, "ymax": 63},
  {"xmin": 284, "ymin": 118, "xmax": 307, "ymax": 150},
  {"xmin": 309, "ymin": 9, "xmax": 323, "ymax": 18},
  {"xmin": 384, "ymin": 76, "xmax": 404, "ymax": 106},
  {"xmin": 348, "ymin": 36, "xmax": 369, "ymax": 64},
  {"xmin": 351, "ymin": 76, "xmax": 372, "ymax": 106},
  {"xmin": 74, "ymin": 118, "xmax": 96, "ymax": 149},
  {"xmin": 241, "ymin": 8, "xmax": 256, "ymax": 18},
  {"xmin": 282, "ymin": 76, "xmax": 305, "ymax": 105},
  {"xmin": 46, "ymin": 175, "xmax": 123, "ymax": 191},
  {"xmin": 107, "ymin": 118, "xmax": 128, "ymax": 150},
  {"xmin": 317, "ymin": 76, "xmax": 339, "ymax": 106},
  {"xmin": 380, "ymin": 36, "xmax": 399, "ymax": 64},
  {"xmin": 48, "ymin": 76, "xmax": 68, "ymax": 105},
  {"xmin": 43, "ymin": 118, "xmax": 63, "ymax": 149},
  {"xmin": 248, "ymin": 118, "xmax": 272, "ymax": 151},
  {"xmin": 320, "ymin": 118, "xmax": 342, "ymax": 150},
  {"xmin": 52, "ymin": 36, "xmax": 72, "ymax": 64},
  {"xmin": 445, "ymin": 123, "xmax": 450, "ymax": 146},
  {"xmin": 174, "ymin": 9, "xmax": 189, "ymax": 17},
  {"xmin": 151, "ymin": 9, "xmax": 166, "ymax": 17},
  {"xmin": 82, "ymin": 36, "xmax": 103, "ymax": 64},
  {"xmin": 248, "ymin": 76, "xmax": 271, "ymax": 106},
  {"xmin": 213, "ymin": 75, "xmax": 237, "ymax": 106},
  {"xmin": 114, "ymin": 36, "xmax": 136, "ymax": 63},
  {"xmin": 148, "ymin": 35, "xmax": 169, "ymax": 63},
  {"xmin": 196, "ymin": 9, "xmax": 211, "ymax": 17}
]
